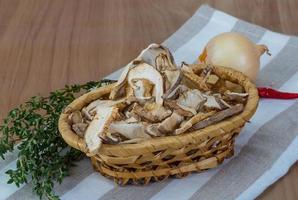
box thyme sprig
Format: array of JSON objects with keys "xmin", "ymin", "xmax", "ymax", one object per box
[{"xmin": 0, "ymin": 79, "xmax": 115, "ymax": 200}]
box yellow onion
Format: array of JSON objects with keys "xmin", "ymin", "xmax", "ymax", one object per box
[{"xmin": 198, "ymin": 32, "xmax": 270, "ymax": 82}]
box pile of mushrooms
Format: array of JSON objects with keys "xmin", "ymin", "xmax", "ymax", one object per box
[{"xmin": 68, "ymin": 44, "xmax": 248, "ymax": 155}]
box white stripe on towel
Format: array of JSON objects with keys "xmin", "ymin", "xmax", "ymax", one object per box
[
  {"xmin": 259, "ymin": 31, "xmax": 290, "ymax": 69},
  {"xmin": 60, "ymin": 173, "xmax": 114, "ymax": 200}
]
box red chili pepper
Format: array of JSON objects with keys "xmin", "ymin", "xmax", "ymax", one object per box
[{"xmin": 258, "ymin": 87, "xmax": 298, "ymax": 99}]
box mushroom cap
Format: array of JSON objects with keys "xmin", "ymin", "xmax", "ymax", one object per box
[
  {"xmin": 175, "ymin": 111, "xmax": 216, "ymax": 135},
  {"xmin": 84, "ymin": 107, "xmax": 118, "ymax": 156},
  {"xmin": 131, "ymin": 102, "xmax": 172, "ymax": 123},
  {"xmin": 110, "ymin": 43, "xmax": 176, "ymax": 101},
  {"xmin": 203, "ymin": 95, "xmax": 222, "ymax": 110},
  {"xmin": 130, "ymin": 78, "xmax": 154, "ymax": 100},
  {"xmin": 180, "ymin": 62, "xmax": 194, "ymax": 73},
  {"xmin": 163, "ymin": 84, "xmax": 189, "ymax": 100},
  {"xmin": 177, "ymin": 89, "xmax": 206, "ymax": 115},
  {"xmin": 163, "ymin": 100, "xmax": 194, "ymax": 117},
  {"xmin": 128, "ymin": 63, "xmax": 164, "ymax": 105},
  {"xmin": 137, "ymin": 43, "xmax": 176, "ymax": 71},
  {"xmin": 68, "ymin": 111, "xmax": 83, "ymax": 124},
  {"xmin": 163, "ymin": 70, "xmax": 182, "ymax": 95},
  {"xmin": 137, "ymin": 43, "xmax": 164, "ymax": 67},
  {"xmin": 109, "ymin": 63, "xmax": 132, "ymax": 99},
  {"xmin": 86, "ymin": 98, "xmax": 127, "ymax": 114},
  {"xmin": 109, "ymin": 121, "xmax": 151, "ymax": 139},
  {"xmin": 158, "ymin": 112, "xmax": 184, "ymax": 134},
  {"xmin": 146, "ymin": 124, "xmax": 163, "ymax": 137}
]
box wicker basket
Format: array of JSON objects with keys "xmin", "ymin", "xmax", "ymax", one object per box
[{"xmin": 58, "ymin": 64, "xmax": 259, "ymax": 185}]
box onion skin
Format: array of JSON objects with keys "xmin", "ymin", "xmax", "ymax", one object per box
[{"xmin": 199, "ymin": 32, "xmax": 269, "ymax": 82}]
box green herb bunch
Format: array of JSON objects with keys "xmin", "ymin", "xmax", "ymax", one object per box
[{"xmin": 0, "ymin": 79, "xmax": 115, "ymax": 200}]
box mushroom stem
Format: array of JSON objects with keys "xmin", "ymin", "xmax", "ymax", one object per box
[
  {"xmin": 163, "ymin": 71, "xmax": 182, "ymax": 98},
  {"xmin": 158, "ymin": 112, "xmax": 184, "ymax": 134},
  {"xmin": 190, "ymin": 104, "xmax": 244, "ymax": 131},
  {"xmin": 175, "ymin": 111, "xmax": 216, "ymax": 135}
]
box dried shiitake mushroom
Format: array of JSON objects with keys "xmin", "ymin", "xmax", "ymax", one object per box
[{"xmin": 69, "ymin": 44, "xmax": 248, "ymax": 154}]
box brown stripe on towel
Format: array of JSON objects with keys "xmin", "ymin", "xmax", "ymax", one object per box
[
  {"xmin": 231, "ymin": 20, "xmax": 266, "ymax": 42},
  {"xmin": 6, "ymin": 183, "xmax": 39, "ymax": 200},
  {"xmin": 6, "ymin": 158, "xmax": 94, "ymax": 200}
]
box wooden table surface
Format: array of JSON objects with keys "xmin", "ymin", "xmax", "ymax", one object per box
[{"xmin": 0, "ymin": 0, "xmax": 297, "ymax": 199}]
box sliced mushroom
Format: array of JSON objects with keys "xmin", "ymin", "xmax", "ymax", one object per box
[
  {"xmin": 146, "ymin": 124, "xmax": 163, "ymax": 137},
  {"xmin": 68, "ymin": 111, "xmax": 83, "ymax": 124},
  {"xmin": 72, "ymin": 123, "xmax": 88, "ymax": 137},
  {"xmin": 203, "ymin": 94, "xmax": 232, "ymax": 110},
  {"xmin": 190, "ymin": 104, "xmax": 244, "ymax": 131},
  {"xmin": 175, "ymin": 111, "xmax": 216, "ymax": 135},
  {"xmin": 180, "ymin": 62, "xmax": 194, "ymax": 73},
  {"xmin": 136, "ymin": 43, "xmax": 164, "ymax": 67},
  {"xmin": 136, "ymin": 43, "xmax": 176, "ymax": 71},
  {"xmin": 217, "ymin": 98, "xmax": 232, "ymax": 109},
  {"xmin": 158, "ymin": 112, "xmax": 184, "ymax": 134},
  {"xmin": 140, "ymin": 44, "xmax": 176, "ymax": 71},
  {"xmin": 125, "ymin": 116, "xmax": 139, "ymax": 123},
  {"xmin": 109, "ymin": 121, "xmax": 151, "ymax": 139},
  {"xmin": 123, "ymin": 102, "xmax": 138, "ymax": 118},
  {"xmin": 82, "ymin": 107, "xmax": 93, "ymax": 121},
  {"xmin": 163, "ymin": 70, "xmax": 182, "ymax": 97},
  {"xmin": 182, "ymin": 71, "xmax": 210, "ymax": 92},
  {"xmin": 200, "ymin": 65, "xmax": 213, "ymax": 78},
  {"xmin": 130, "ymin": 78, "xmax": 154, "ymax": 100},
  {"xmin": 86, "ymin": 98, "xmax": 127, "ymax": 115},
  {"xmin": 131, "ymin": 103, "xmax": 172, "ymax": 123},
  {"xmin": 101, "ymin": 132, "xmax": 128, "ymax": 144},
  {"xmin": 177, "ymin": 89, "xmax": 207, "ymax": 115},
  {"xmin": 85, "ymin": 107, "xmax": 119, "ymax": 156},
  {"xmin": 110, "ymin": 44, "xmax": 174, "ymax": 102},
  {"xmin": 109, "ymin": 64, "xmax": 132, "ymax": 100},
  {"xmin": 203, "ymin": 95, "xmax": 223, "ymax": 110},
  {"xmin": 127, "ymin": 63, "xmax": 164, "ymax": 105},
  {"xmin": 164, "ymin": 100, "xmax": 194, "ymax": 117},
  {"xmin": 155, "ymin": 52, "xmax": 176, "ymax": 71},
  {"xmin": 163, "ymin": 84, "xmax": 189, "ymax": 100}
]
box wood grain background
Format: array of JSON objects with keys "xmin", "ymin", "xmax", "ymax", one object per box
[{"xmin": 0, "ymin": 0, "xmax": 297, "ymax": 199}]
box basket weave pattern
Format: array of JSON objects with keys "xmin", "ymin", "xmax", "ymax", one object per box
[{"xmin": 58, "ymin": 64, "xmax": 259, "ymax": 185}]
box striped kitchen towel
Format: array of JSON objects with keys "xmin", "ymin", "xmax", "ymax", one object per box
[{"xmin": 1, "ymin": 4, "xmax": 298, "ymax": 200}]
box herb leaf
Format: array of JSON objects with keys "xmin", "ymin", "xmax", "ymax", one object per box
[{"xmin": 0, "ymin": 79, "xmax": 115, "ymax": 199}]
